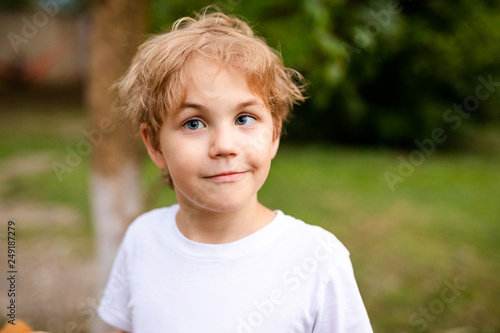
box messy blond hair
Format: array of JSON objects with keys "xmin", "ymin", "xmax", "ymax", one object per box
[{"xmin": 116, "ymin": 8, "xmax": 306, "ymax": 151}]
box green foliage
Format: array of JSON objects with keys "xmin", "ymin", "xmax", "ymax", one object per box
[
  {"xmin": 0, "ymin": 0, "xmax": 33, "ymax": 10},
  {"xmin": 149, "ymin": 0, "xmax": 500, "ymax": 146}
]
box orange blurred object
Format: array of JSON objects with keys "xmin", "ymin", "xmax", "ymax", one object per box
[{"xmin": 0, "ymin": 320, "xmax": 33, "ymax": 333}]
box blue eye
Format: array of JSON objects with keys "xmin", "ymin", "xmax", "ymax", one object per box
[
  {"xmin": 236, "ymin": 115, "xmax": 256, "ymax": 126},
  {"xmin": 183, "ymin": 119, "xmax": 205, "ymax": 131}
]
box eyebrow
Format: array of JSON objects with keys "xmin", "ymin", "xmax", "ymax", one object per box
[{"xmin": 177, "ymin": 98, "xmax": 265, "ymax": 114}]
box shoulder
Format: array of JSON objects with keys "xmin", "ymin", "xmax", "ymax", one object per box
[
  {"xmin": 123, "ymin": 204, "xmax": 178, "ymax": 242},
  {"xmin": 112, "ymin": 204, "xmax": 179, "ymax": 262},
  {"xmin": 275, "ymin": 211, "xmax": 350, "ymax": 260},
  {"xmin": 273, "ymin": 212, "xmax": 358, "ymax": 293}
]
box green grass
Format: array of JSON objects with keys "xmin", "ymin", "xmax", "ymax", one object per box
[{"xmin": 1, "ymin": 106, "xmax": 499, "ymax": 332}]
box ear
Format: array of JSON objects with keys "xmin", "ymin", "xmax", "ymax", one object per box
[
  {"xmin": 140, "ymin": 123, "xmax": 168, "ymax": 169},
  {"xmin": 270, "ymin": 135, "xmax": 280, "ymax": 160},
  {"xmin": 270, "ymin": 119, "xmax": 282, "ymax": 160}
]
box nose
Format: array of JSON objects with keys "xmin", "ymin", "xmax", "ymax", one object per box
[{"xmin": 208, "ymin": 124, "xmax": 238, "ymax": 159}]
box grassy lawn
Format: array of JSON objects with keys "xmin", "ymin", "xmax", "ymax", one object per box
[{"xmin": 1, "ymin": 104, "xmax": 499, "ymax": 332}]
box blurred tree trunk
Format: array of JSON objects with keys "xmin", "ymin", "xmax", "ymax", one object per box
[{"xmin": 87, "ymin": 0, "xmax": 147, "ymax": 331}]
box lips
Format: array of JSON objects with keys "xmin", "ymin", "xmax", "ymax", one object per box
[{"xmin": 204, "ymin": 171, "xmax": 247, "ymax": 182}]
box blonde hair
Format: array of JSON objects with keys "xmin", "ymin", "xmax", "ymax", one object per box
[{"xmin": 117, "ymin": 8, "xmax": 306, "ymax": 151}]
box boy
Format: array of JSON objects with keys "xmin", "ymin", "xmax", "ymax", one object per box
[{"xmin": 98, "ymin": 9, "xmax": 373, "ymax": 333}]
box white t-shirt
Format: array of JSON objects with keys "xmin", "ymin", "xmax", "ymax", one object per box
[{"xmin": 98, "ymin": 204, "xmax": 373, "ymax": 333}]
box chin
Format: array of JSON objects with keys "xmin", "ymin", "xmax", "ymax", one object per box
[
  {"xmin": 175, "ymin": 181, "xmax": 259, "ymax": 213},
  {"xmin": 188, "ymin": 190, "xmax": 253, "ymax": 213}
]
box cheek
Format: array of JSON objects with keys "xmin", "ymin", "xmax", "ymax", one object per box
[
  {"xmin": 163, "ymin": 139, "xmax": 204, "ymax": 179},
  {"xmin": 244, "ymin": 136, "xmax": 275, "ymax": 169},
  {"xmin": 244, "ymin": 125, "xmax": 275, "ymax": 152}
]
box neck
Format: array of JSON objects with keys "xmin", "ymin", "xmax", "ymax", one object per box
[{"xmin": 175, "ymin": 198, "xmax": 275, "ymax": 244}]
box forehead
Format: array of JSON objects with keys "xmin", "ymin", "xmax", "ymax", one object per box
[
  {"xmin": 171, "ymin": 57, "xmax": 268, "ymax": 111},
  {"xmin": 186, "ymin": 57, "xmax": 250, "ymax": 98}
]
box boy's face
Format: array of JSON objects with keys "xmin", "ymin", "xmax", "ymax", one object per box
[{"xmin": 143, "ymin": 57, "xmax": 280, "ymax": 213}]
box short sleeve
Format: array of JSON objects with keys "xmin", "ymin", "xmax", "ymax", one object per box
[
  {"xmin": 312, "ymin": 251, "xmax": 373, "ymax": 333},
  {"xmin": 97, "ymin": 238, "xmax": 133, "ymax": 332}
]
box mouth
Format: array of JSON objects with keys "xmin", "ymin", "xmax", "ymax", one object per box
[{"xmin": 204, "ymin": 171, "xmax": 248, "ymax": 182}]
